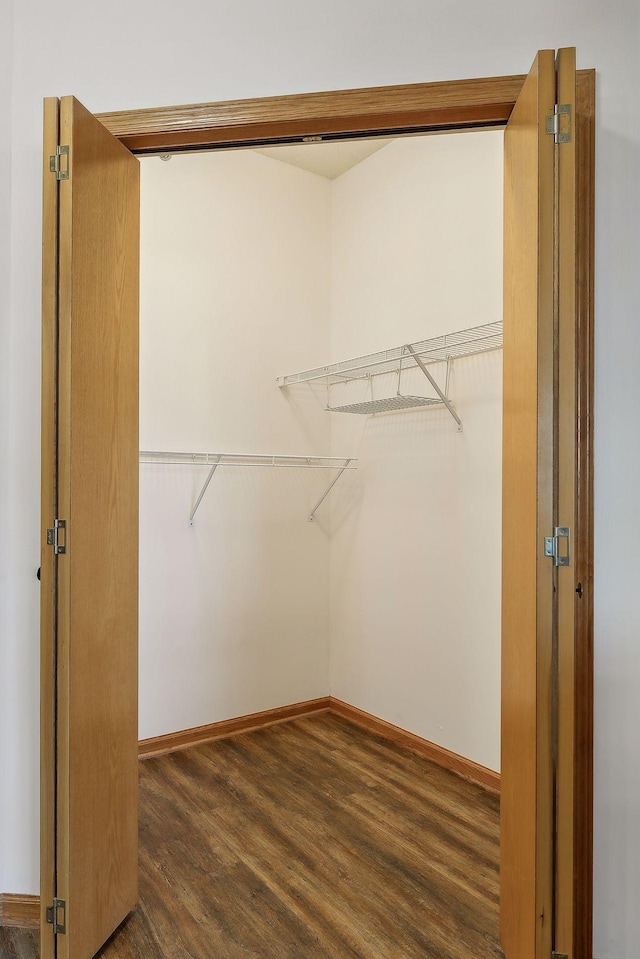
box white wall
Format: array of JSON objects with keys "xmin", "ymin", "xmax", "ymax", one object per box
[
  {"xmin": 3, "ymin": 3, "xmax": 639, "ymax": 956},
  {"xmin": 143, "ymin": 133, "xmax": 502, "ymax": 766},
  {"xmin": 0, "ymin": 0, "xmax": 14, "ymax": 897},
  {"xmin": 327, "ymin": 134, "xmax": 503, "ymax": 771},
  {"xmin": 138, "ymin": 150, "xmax": 332, "ymax": 737}
]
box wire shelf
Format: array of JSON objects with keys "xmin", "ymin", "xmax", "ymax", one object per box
[
  {"xmin": 327, "ymin": 395, "xmax": 443, "ymax": 415},
  {"xmin": 139, "ymin": 451, "xmax": 357, "ymax": 524},
  {"xmin": 276, "ymin": 321, "xmax": 503, "ymax": 387},
  {"xmin": 139, "ymin": 451, "xmax": 357, "ymax": 469}
]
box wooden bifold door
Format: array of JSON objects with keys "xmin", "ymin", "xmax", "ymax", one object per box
[
  {"xmin": 41, "ymin": 48, "xmax": 594, "ymax": 959},
  {"xmin": 41, "ymin": 96, "xmax": 140, "ymax": 959}
]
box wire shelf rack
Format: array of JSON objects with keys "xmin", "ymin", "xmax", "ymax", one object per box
[
  {"xmin": 140, "ymin": 451, "xmax": 357, "ymax": 469},
  {"xmin": 277, "ymin": 321, "xmax": 502, "ymax": 426},
  {"xmin": 139, "ymin": 451, "xmax": 357, "ymax": 524},
  {"xmin": 328, "ymin": 395, "xmax": 442, "ymax": 415},
  {"xmin": 276, "ymin": 321, "xmax": 503, "ymax": 387}
]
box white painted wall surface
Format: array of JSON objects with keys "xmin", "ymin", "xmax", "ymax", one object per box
[
  {"xmin": 139, "ymin": 132, "xmax": 502, "ymax": 760},
  {"xmin": 3, "ymin": 3, "xmax": 639, "ymax": 955},
  {"xmin": 327, "ymin": 134, "xmax": 503, "ymax": 772},
  {"xmin": 138, "ymin": 150, "xmax": 332, "ymax": 738},
  {"xmin": 0, "ymin": 0, "xmax": 14, "ymax": 897}
]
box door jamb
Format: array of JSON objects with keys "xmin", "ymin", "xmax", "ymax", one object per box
[{"xmin": 571, "ymin": 66, "xmax": 595, "ymax": 958}]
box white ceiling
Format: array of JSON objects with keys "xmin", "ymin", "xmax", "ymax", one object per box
[{"xmin": 254, "ymin": 138, "xmax": 394, "ymax": 180}]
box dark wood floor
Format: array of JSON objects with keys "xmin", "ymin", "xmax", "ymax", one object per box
[
  {"xmin": 0, "ymin": 929, "xmax": 38, "ymax": 959},
  {"xmin": 1, "ymin": 713, "xmax": 502, "ymax": 958}
]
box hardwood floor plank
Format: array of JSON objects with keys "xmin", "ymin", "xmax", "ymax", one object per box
[
  {"xmin": 132, "ymin": 713, "xmax": 502, "ymax": 959},
  {"xmin": 0, "ymin": 927, "xmax": 39, "ymax": 959},
  {"xmin": 1, "ymin": 713, "xmax": 502, "ymax": 958}
]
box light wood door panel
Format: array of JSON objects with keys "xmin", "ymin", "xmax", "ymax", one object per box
[
  {"xmin": 555, "ymin": 47, "xmax": 578, "ymax": 957},
  {"xmin": 45, "ymin": 96, "xmax": 140, "ymax": 959},
  {"xmin": 501, "ymin": 50, "xmax": 556, "ymax": 959},
  {"xmin": 40, "ymin": 96, "xmax": 61, "ymax": 959}
]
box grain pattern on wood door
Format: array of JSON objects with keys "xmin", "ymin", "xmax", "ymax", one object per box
[
  {"xmin": 554, "ymin": 46, "xmax": 578, "ymax": 958},
  {"xmin": 49, "ymin": 96, "xmax": 139, "ymax": 959},
  {"xmin": 501, "ymin": 50, "xmax": 555, "ymax": 959},
  {"xmin": 41, "ymin": 97, "xmax": 61, "ymax": 959}
]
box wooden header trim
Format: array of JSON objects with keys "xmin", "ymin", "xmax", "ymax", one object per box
[{"xmin": 96, "ymin": 74, "xmax": 526, "ymax": 153}]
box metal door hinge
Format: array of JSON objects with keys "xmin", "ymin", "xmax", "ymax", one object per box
[
  {"xmin": 544, "ymin": 527, "xmax": 570, "ymax": 566},
  {"xmin": 46, "ymin": 897, "xmax": 66, "ymax": 934},
  {"xmin": 46, "ymin": 518, "xmax": 67, "ymax": 554},
  {"xmin": 551, "ymin": 952, "xmax": 569, "ymax": 959},
  {"xmin": 546, "ymin": 103, "xmax": 572, "ymax": 143},
  {"xmin": 49, "ymin": 145, "xmax": 69, "ymax": 180}
]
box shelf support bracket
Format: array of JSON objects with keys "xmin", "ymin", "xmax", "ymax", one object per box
[
  {"xmin": 309, "ymin": 459, "xmax": 352, "ymax": 522},
  {"xmin": 404, "ymin": 344, "xmax": 462, "ymax": 431},
  {"xmin": 189, "ymin": 454, "xmax": 222, "ymax": 526}
]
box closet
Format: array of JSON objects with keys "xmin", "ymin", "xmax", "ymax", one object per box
[
  {"xmin": 137, "ymin": 130, "xmax": 504, "ymax": 776},
  {"xmin": 40, "ymin": 55, "xmax": 595, "ymax": 959}
]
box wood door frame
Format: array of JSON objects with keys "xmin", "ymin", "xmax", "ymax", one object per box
[
  {"xmin": 41, "ymin": 98, "xmax": 140, "ymax": 959},
  {"xmin": 101, "ymin": 69, "xmax": 595, "ymax": 955},
  {"xmin": 570, "ymin": 65, "xmax": 595, "ymax": 959},
  {"xmin": 42, "ymin": 67, "xmax": 595, "ymax": 957}
]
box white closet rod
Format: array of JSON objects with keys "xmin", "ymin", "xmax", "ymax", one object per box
[{"xmin": 139, "ymin": 452, "xmax": 357, "ymax": 525}]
